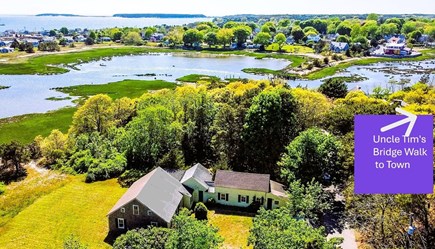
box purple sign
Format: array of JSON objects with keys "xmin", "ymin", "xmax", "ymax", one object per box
[{"xmin": 355, "ymin": 111, "xmax": 433, "ymax": 194}]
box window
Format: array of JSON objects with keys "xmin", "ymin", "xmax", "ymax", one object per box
[
  {"xmin": 133, "ymin": 205, "xmax": 139, "ymax": 215},
  {"xmin": 240, "ymin": 196, "xmax": 246, "ymax": 202},
  {"xmin": 117, "ymin": 218, "xmax": 125, "ymax": 229},
  {"xmin": 274, "ymin": 200, "xmax": 279, "ymax": 205},
  {"xmin": 220, "ymin": 193, "xmax": 226, "ymax": 200},
  {"xmin": 150, "ymin": 221, "xmax": 158, "ymax": 226},
  {"xmin": 147, "ymin": 210, "xmax": 153, "ymax": 216},
  {"xmin": 120, "ymin": 208, "xmax": 125, "ymax": 213}
]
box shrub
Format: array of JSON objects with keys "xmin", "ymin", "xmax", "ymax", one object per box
[
  {"xmin": 0, "ymin": 182, "xmax": 6, "ymax": 195},
  {"xmin": 38, "ymin": 41, "xmax": 60, "ymax": 52},
  {"xmin": 85, "ymin": 153, "xmax": 126, "ymax": 182},
  {"xmin": 313, "ymin": 58, "xmax": 322, "ymax": 67},
  {"xmin": 85, "ymin": 37, "xmax": 94, "ymax": 46},
  {"xmin": 323, "ymin": 57, "xmax": 330, "ymax": 65},
  {"xmin": 118, "ymin": 169, "xmax": 146, "ymax": 187},
  {"xmin": 319, "ymin": 78, "xmax": 348, "ymax": 99},
  {"xmin": 194, "ymin": 202, "xmax": 208, "ymax": 220},
  {"xmin": 63, "ymin": 234, "xmax": 88, "ymax": 249}
]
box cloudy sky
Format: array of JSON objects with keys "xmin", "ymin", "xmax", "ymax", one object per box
[{"xmin": 0, "ymin": 0, "xmax": 434, "ymax": 16}]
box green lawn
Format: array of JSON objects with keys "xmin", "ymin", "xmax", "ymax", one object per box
[
  {"xmin": 0, "ymin": 176, "xmax": 126, "ymax": 249},
  {"xmin": 0, "ymin": 107, "xmax": 76, "ymax": 144},
  {"xmin": 56, "ymin": 79, "xmax": 177, "ymax": 100},
  {"xmin": 266, "ymin": 43, "xmax": 314, "ymax": 54},
  {"xmin": 209, "ymin": 211, "xmax": 254, "ymax": 249},
  {"xmin": 0, "ymin": 167, "xmax": 71, "ymax": 227}
]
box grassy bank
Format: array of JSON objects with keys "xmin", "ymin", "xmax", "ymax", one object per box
[
  {"xmin": 0, "ymin": 80, "xmax": 176, "ymax": 144},
  {"xmin": 56, "ymin": 79, "xmax": 177, "ymax": 100},
  {"xmin": 242, "ymin": 68, "xmax": 298, "ymax": 79},
  {"xmin": 176, "ymin": 74, "xmax": 221, "ymax": 83},
  {"xmin": 0, "ymin": 176, "xmax": 125, "ymax": 249},
  {"xmin": 0, "ymin": 47, "xmax": 176, "ymax": 75},
  {"xmin": 306, "ymin": 48, "xmax": 435, "ymax": 80},
  {"xmin": 0, "ymin": 107, "xmax": 76, "ymax": 144},
  {"xmin": 0, "ymin": 46, "xmax": 307, "ymax": 75}
]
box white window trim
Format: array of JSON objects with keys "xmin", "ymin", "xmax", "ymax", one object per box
[
  {"xmin": 220, "ymin": 193, "xmax": 226, "ymax": 201},
  {"xmin": 150, "ymin": 221, "xmax": 158, "ymax": 226},
  {"xmin": 117, "ymin": 218, "xmax": 125, "ymax": 229},
  {"xmin": 120, "ymin": 207, "xmax": 125, "ymax": 213},
  {"xmin": 147, "ymin": 210, "xmax": 153, "ymax": 216},
  {"xmin": 133, "ymin": 205, "xmax": 139, "ymax": 215}
]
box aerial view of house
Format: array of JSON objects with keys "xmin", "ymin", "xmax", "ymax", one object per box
[
  {"xmin": 108, "ymin": 164, "xmax": 287, "ymax": 232},
  {"xmin": 0, "ymin": 1, "xmax": 434, "ymax": 249}
]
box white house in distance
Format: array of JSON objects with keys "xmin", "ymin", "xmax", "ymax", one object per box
[{"xmin": 108, "ymin": 163, "xmax": 287, "ymax": 232}]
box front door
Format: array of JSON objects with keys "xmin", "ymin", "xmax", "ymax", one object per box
[
  {"xmin": 199, "ymin": 191, "xmax": 204, "ymax": 202},
  {"xmin": 267, "ymin": 198, "xmax": 273, "ymax": 209}
]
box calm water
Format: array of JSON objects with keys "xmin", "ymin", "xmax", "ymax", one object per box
[
  {"xmin": 290, "ymin": 60, "xmax": 435, "ymax": 93},
  {"xmin": 0, "ymin": 54, "xmax": 288, "ymax": 118},
  {"xmin": 0, "ymin": 15, "xmax": 212, "ymax": 32}
]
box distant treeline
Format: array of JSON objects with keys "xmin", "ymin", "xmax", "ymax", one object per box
[
  {"xmin": 113, "ymin": 13, "xmax": 207, "ymax": 18},
  {"xmin": 36, "ymin": 13, "xmax": 82, "ymax": 17},
  {"xmin": 219, "ymin": 13, "xmax": 435, "ymax": 22}
]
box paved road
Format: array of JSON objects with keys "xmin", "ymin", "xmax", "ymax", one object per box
[{"xmin": 323, "ymin": 187, "xmax": 358, "ymax": 249}]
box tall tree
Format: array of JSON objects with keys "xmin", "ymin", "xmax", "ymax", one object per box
[
  {"xmin": 274, "ymin": 33, "xmax": 287, "ymax": 51},
  {"xmin": 279, "ymin": 128, "xmax": 344, "ymax": 185},
  {"xmin": 216, "ymin": 28, "xmax": 234, "ymax": 48},
  {"xmin": 70, "ymin": 94, "xmax": 115, "ymax": 135},
  {"xmin": 243, "ymin": 88, "xmax": 298, "ymax": 177},
  {"xmin": 232, "ymin": 26, "xmax": 252, "ymax": 47}
]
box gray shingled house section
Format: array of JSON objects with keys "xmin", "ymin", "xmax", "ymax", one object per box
[
  {"xmin": 270, "ymin": 180, "xmax": 287, "ymax": 197},
  {"xmin": 108, "ymin": 167, "xmax": 191, "ymax": 223},
  {"xmin": 214, "ymin": 170, "xmax": 270, "ymax": 192},
  {"xmin": 164, "ymin": 168, "xmax": 186, "ymax": 181},
  {"xmin": 180, "ymin": 163, "xmax": 212, "ymax": 189}
]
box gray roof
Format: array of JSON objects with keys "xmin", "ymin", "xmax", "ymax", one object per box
[
  {"xmin": 270, "ymin": 180, "xmax": 287, "ymax": 197},
  {"xmin": 214, "ymin": 170, "xmax": 270, "ymax": 192},
  {"xmin": 180, "ymin": 163, "xmax": 212, "ymax": 189},
  {"xmin": 330, "ymin": 42, "xmax": 349, "ymax": 49},
  {"xmin": 108, "ymin": 167, "xmax": 191, "ymax": 223},
  {"xmin": 164, "ymin": 168, "xmax": 186, "ymax": 181}
]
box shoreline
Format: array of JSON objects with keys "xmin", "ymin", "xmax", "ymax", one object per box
[{"xmin": 1, "ymin": 45, "xmax": 433, "ymax": 79}]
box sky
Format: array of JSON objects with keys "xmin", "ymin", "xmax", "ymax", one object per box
[{"xmin": 0, "ymin": 0, "xmax": 434, "ymax": 16}]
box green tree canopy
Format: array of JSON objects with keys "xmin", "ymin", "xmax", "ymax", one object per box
[
  {"xmin": 233, "ymin": 25, "xmax": 252, "ymax": 47},
  {"xmin": 274, "ymin": 33, "xmax": 287, "ymax": 51},
  {"xmin": 253, "ymin": 32, "xmax": 271, "ymax": 50},
  {"xmin": 279, "ymin": 128, "xmax": 344, "ymax": 185},
  {"xmin": 248, "ymin": 207, "xmax": 341, "ymax": 249},
  {"xmin": 166, "ymin": 209, "xmax": 223, "ymax": 249}
]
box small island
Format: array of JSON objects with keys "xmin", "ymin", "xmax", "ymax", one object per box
[
  {"xmin": 0, "ymin": 85, "xmax": 10, "ymax": 90},
  {"xmin": 113, "ymin": 13, "xmax": 206, "ymax": 18},
  {"xmin": 36, "ymin": 13, "xmax": 82, "ymax": 17}
]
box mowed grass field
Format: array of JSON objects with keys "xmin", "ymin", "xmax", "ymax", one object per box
[
  {"xmin": 209, "ymin": 211, "xmax": 254, "ymax": 249},
  {"xmin": 0, "ymin": 174, "xmax": 126, "ymax": 249}
]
